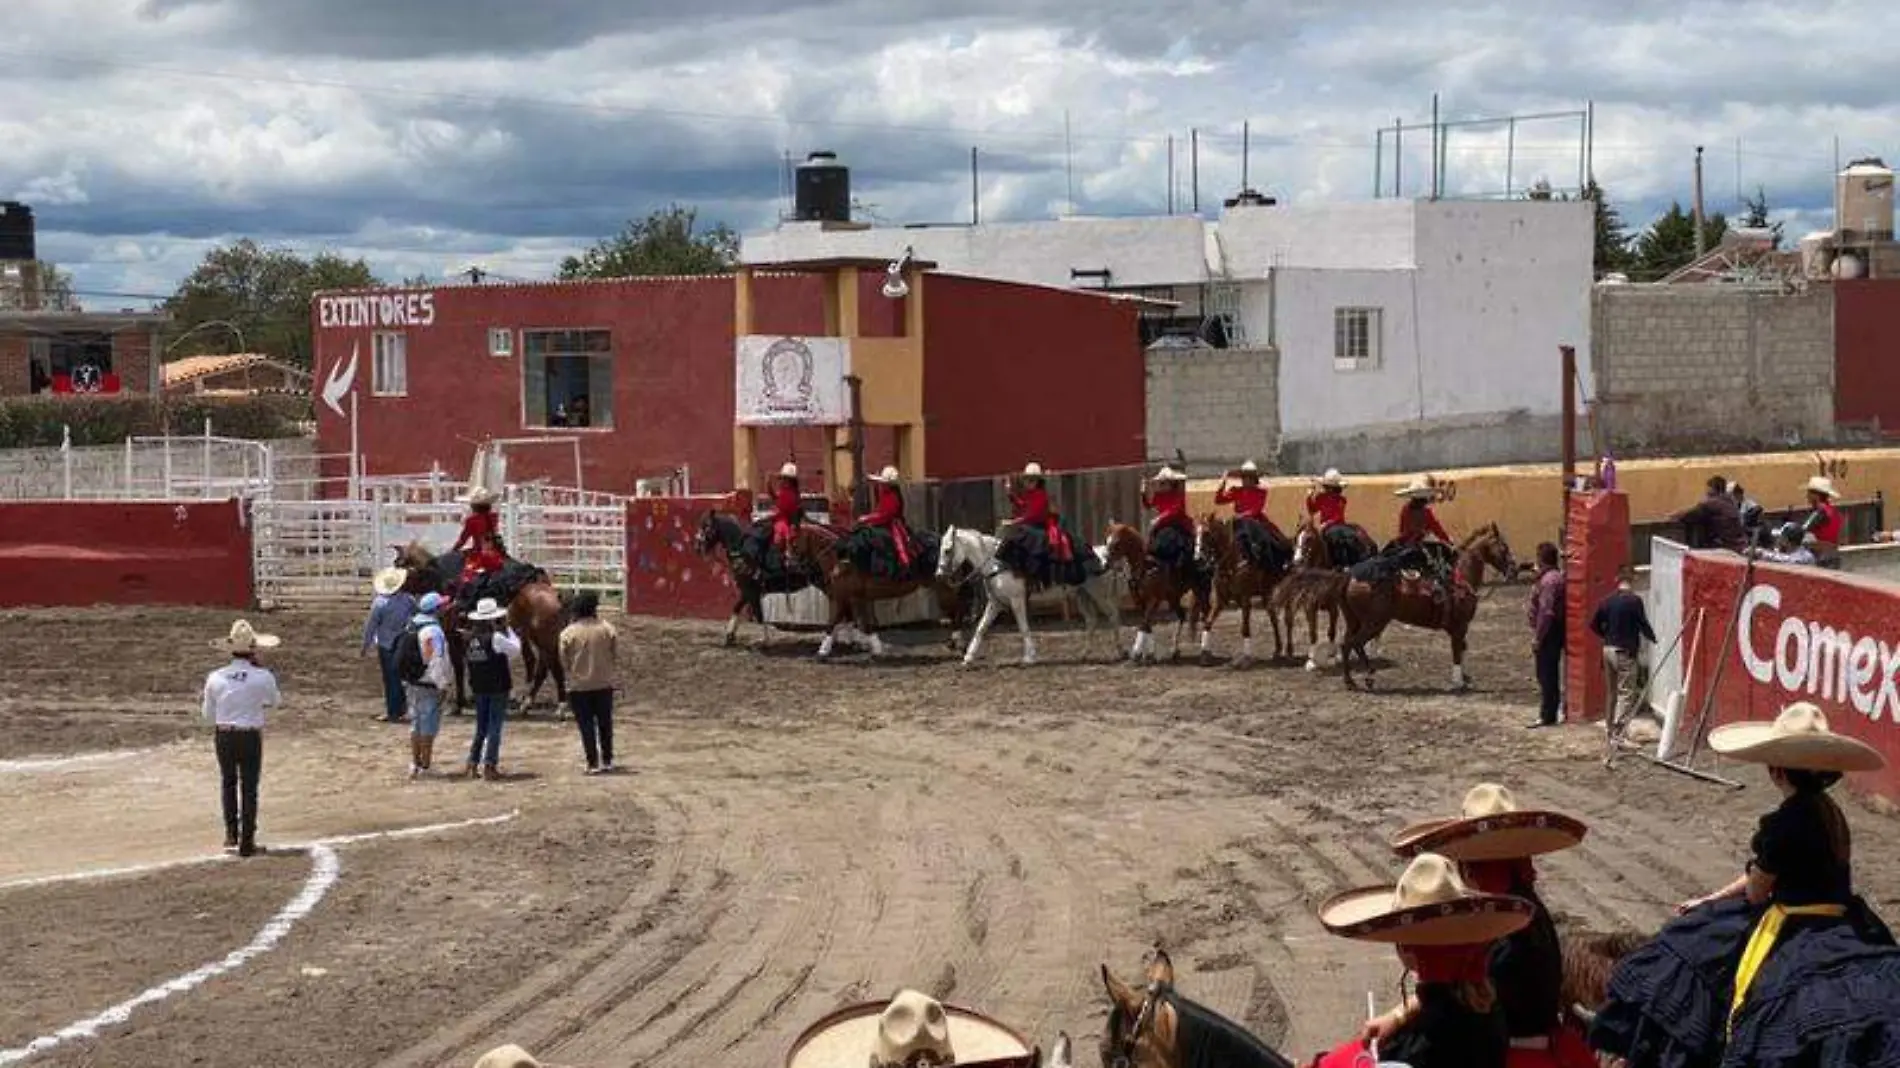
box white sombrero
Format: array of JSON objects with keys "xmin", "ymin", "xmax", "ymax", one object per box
[
  {"xmin": 1238, "ymin": 460, "xmax": 1260, "ymax": 475},
  {"xmin": 779, "ymin": 462, "xmax": 800, "ymax": 479},
  {"xmin": 1803, "ymin": 476, "xmax": 1841, "ymax": 499},
  {"xmin": 785, "ymin": 990, "xmax": 1037, "ymax": 1068},
  {"xmin": 1318, "ymin": 468, "xmax": 1346, "ymax": 489},
  {"xmin": 1022, "ymin": 462, "xmax": 1045, "ymax": 478},
  {"xmin": 211, "ymin": 619, "xmax": 281, "ymax": 654},
  {"xmin": 1708, "ymin": 702, "xmax": 1886, "ymax": 773},
  {"xmin": 1318, "ymin": 853, "xmax": 1533, "ymax": 946},
  {"xmin": 1394, "ymin": 476, "xmax": 1437, "ymax": 500},
  {"xmin": 472, "ymin": 1045, "xmax": 573, "ymax": 1068},
  {"xmin": 1390, "ymin": 783, "xmax": 1588, "ymax": 862},
  {"xmin": 1152, "ymin": 466, "xmax": 1184, "ymax": 482},
  {"xmin": 868, "ymin": 465, "xmax": 901, "ymax": 484},
  {"xmin": 373, "ymin": 567, "xmax": 408, "ymax": 597},
  {"xmin": 458, "ymin": 485, "xmax": 499, "ymax": 506},
  {"xmin": 469, "ymin": 597, "xmax": 510, "ymax": 622}
]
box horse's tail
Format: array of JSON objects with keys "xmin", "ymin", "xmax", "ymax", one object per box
[{"xmin": 1270, "ymin": 569, "xmax": 1344, "ymax": 616}]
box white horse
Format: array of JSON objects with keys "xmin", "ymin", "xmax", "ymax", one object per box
[{"xmin": 936, "ymin": 525, "xmax": 1124, "ymax": 666}]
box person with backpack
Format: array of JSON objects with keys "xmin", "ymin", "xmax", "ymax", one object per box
[
  {"xmin": 462, "ymin": 597, "xmax": 521, "ymax": 781},
  {"xmin": 397, "ymin": 592, "xmax": 453, "ymax": 778}
]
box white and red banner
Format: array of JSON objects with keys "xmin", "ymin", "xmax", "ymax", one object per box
[{"xmin": 1680, "ymin": 552, "xmax": 1900, "ymax": 797}]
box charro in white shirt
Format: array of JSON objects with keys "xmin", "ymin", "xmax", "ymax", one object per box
[{"xmin": 202, "ymin": 658, "xmax": 282, "ymax": 729}]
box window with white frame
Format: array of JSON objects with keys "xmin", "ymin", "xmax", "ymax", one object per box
[
  {"xmin": 522, "ymin": 328, "xmax": 613, "ymax": 429},
  {"xmin": 488, "ymin": 328, "xmax": 514, "ymax": 357},
  {"xmin": 1333, "ymin": 307, "xmax": 1382, "ymax": 370},
  {"xmin": 372, "ymin": 332, "xmax": 408, "ymax": 396}
]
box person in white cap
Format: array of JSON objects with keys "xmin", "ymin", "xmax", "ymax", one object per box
[
  {"xmin": 1593, "ymin": 702, "xmax": 1900, "ymax": 1068},
  {"xmin": 852, "ymin": 465, "xmax": 916, "ymax": 577},
  {"xmin": 453, "ymin": 485, "xmax": 507, "ymax": 584},
  {"xmin": 1391, "ymin": 475, "xmax": 1456, "ymax": 603},
  {"xmin": 202, "ymin": 620, "xmax": 283, "ymax": 857},
  {"xmin": 769, "ymin": 461, "xmax": 806, "ymax": 554},
  {"xmin": 999, "ymin": 462, "xmax": 1100, "ymax": 586},
  {"xmin": 1214, "ymin": 460, "xmax": 1289, "ymax": 567},
  {"xmin": 462, "ymin": 596, "xmax": 522, "ymax": 780},
  {"xmin": 1141, "ymin": 466, "xmax": 1196, "ymax": 577},
  {"xmin": 1799, "ymin": 475, "xmax": 1844, "ymax": 569}
]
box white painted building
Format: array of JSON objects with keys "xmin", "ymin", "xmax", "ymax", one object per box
[{"xmin": 743, "ymin": 198, "xmax": 1594, "ymax": 474}]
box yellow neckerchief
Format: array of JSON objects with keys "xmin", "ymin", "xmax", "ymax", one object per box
[{"xmin": 1728, "ymin": 903, "xmax": 1848, "ymax": 1036}]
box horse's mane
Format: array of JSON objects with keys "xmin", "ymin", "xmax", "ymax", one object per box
[{"xmin": 1161, "ymin": 991, "xmax": 1293, "ymax": 1068}]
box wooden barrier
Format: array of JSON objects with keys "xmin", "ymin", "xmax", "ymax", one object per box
[{"xmin": 0, "ymin": 500, "xmax": 253, "ymax": 608}]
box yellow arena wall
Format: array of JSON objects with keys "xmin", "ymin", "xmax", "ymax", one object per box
[{"xmin": 1186, "ymin": 448, "xmax": 1900, "ymax": 555}]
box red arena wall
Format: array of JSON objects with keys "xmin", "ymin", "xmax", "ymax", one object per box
[
  {"xmin": 1679, "ymin": 552, "xmax": 1900, "ymax": 799},
  {"xmin": 0, "ymin": 500, "xmax": 253, "ymax": 608},
  {"xmin": 1564, "ymin": 490, "xmax": 1630, "ymax": 722},
  {"xmin": 921, "ymin": 275, "xmax": 1146, "ymax": 480},
  {"xmin": 625, "ymin": 494, "xmax": 747, "ymax": 619}
]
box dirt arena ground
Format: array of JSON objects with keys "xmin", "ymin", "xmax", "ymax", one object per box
[{"xmin": 4, "ymin": 590, "xmax": 1899, "ymax": 1068}]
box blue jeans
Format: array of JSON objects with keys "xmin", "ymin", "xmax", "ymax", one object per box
[
  {"xmin": 376, "ymin": 646, "xmax": 407, "ymax": 721},
  {"xmin": 406, "ymin": 685, "xmax": 443, "ymax": 738},
  {"xmin": 469, "ymin": 693, "xmax": 507, "ymax": 767}
]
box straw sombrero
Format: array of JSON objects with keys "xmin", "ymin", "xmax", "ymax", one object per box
[
  {"xmin": 1708, "ymin": 702, "xmax": 1885, "ymax": 773},
  {"xmin": 211, "ymin": 619, "xmax": 281, "ymax": 655},
  {"xmin": 868, "ymin": 465, "xmax": 901, "ymax": 484},
  {"xmin": 1803, "ymin": 476, "xmax": 1841, "ymax": 500},
  {"xmin": 1389, "ymin": 783, "xmax": 1588, "ymax": 862},
  {"xmin": 458, "ymin": 485, "xmax": 499, "ymax": 506},
  {"xmin": 785, "ymin": 990, "xmax": 1037, "ymax": 1068},
  {"xmin": 1152, "ymin": 466, "xmax": 1184, "ymax": 483},
  {"xmin": 1318, "ymin": 853, "xmax": 1533, "ymax": 946},
  {"xmin": 373, "ymin": 567, "xmax": 408, "ymax": 597},
  {"xmin": 1317, "ymin": 468, "xmax": 1346, "ymax": 489},
  {"xmin": 1394, "ymin": 476, "xmax": 1437, "ymax": 500},
  {"xmin": 779, "ymin": 463, "xmax": 800, "ymax": 479},
  {"xmin": 472, "ymin": 1045, "xmax": 573, "ymax": 1068},
  {"xmin": 1022, "ymin": 462, "xmax": 1045, "ymax": 478},
  {"xmin": 1239, "ymin": 460, "xmax": 1260, "ymax": 474}
]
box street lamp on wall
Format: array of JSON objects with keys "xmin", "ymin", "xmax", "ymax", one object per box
[{"xmin": 881, "ymin": 246, "xmax": 915, "ymax": 299}]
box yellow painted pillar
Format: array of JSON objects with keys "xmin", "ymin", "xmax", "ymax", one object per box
[
  {"xmin": 829, "ymin": 269, "xmax": 863, "ymax": 499},
  {"xmin": 901, "ymin": 271, "xmax": 928, "ymax": 480},
  {"xmin": 733, "ymin": 268, "xmax": 758, "ymax": 491}
]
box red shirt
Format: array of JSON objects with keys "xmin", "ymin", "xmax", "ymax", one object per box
[
  {"xmin": 1808, "ymin": 500, "xmax": 1844, "ymax": 544},
  {"xmin": 1011, "ymin": 485, "xmax": 1050, "ymax": 526},
  {"xmin": 1307, "ymin": 491, "xmax": 1347, "ymax": 527},
  {"xmin": 773, "ymin": 480, "xmax": 802, "ymax": 521},
  {"xmin": 1144, "ymin": 485, "xmax": 1189, "ymax": 524},
  {"xmin": 1216, "ymin": 484, "xmax": 1269, "ymax": 519},
  {"xmin": 859, "ymin": 485, "xmax": 905, "ymax": 527},
  {"xmin": 1397, "ymin": 502, "xmax": 1450, "ymax": 545},
  {"xmin": 453, "ymin": 510, "xmax": 500, "ymax": 553}
]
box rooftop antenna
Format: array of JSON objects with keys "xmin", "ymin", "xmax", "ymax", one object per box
[
  {"xmin": 1241, "ymin": 120, "xmax": 1251, "ymax": 193},
  {"xmin": 1065, "ymin": 110, "xmax": 1076, "ymax": 216},
  {"xmin": 1191, "ymin": 127, "xmax": 1200, "ymax": 214}
]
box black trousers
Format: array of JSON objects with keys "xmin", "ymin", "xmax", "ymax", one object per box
[
  {"xmin": 569, "ymin": 689, "xmax": 615, "ymax": 769},
  {"xmin": 1534, "ymin": 636, "xmax": 1565, "ymax": 725},
  {"xmin": 215, "ymin": 728, "xmax": 263, "ymax": 848}
]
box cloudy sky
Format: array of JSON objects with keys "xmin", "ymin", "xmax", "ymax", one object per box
[{"xmin": 6, "ymin": 0, "xmax": 1896, "ymax": 306}]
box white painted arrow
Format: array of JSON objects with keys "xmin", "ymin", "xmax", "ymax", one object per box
[{"xmin": 321, "ymin": 343, "xmax": 359, "ymax": 418}]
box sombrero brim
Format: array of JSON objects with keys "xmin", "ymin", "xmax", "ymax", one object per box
[
  {"xmin": 1318, "ymin": 885, "xmax": 1532, "ymax": 946},
  {"xmin": 469, "ymin": 609, "xmax": 510, "ymax": 621},
  {"xmin": 211, "ymin": 635, "xmax": 281, "ymax": 652},
  {"xmin": 1390, "ymin": 810, "xmax": 1588, "ymax": 861},
  {"xmin": 785, "ymin": 1000, "xmax": 1036, "ymax": 1068},
  {"xmin": 1708, "ymin": 722, "xmax": 1886, "ymax": 773}
]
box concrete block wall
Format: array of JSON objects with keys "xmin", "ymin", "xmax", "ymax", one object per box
[
  {"xmin": 1145, "ymin": 345, "xmax": 1279, "ymax": 470},
  {"xmin": 1593, "ymin": 285, "xmax": 1835, "ymax": 453}
]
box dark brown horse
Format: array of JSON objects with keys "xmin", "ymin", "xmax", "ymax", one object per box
[
  {"xmin": 392, "ymin": 542, "xmax": 569, "ymax": 711},
  {"xmin": 1324, "ymin": 522, "xmax": 1517, "ymax": 691},
  {"xmin": 784, "ymin": 524, "xmax": 969, "ymax": 660},
  {"xmin": 695, "ymin": 510, "xmax": 818, "ymax": 648},
  {"xmin": 1099, "ymin": 944, "xmax": 1288, "ymax": 1068},
  {"xmin": 1103, "ymin": 523, "xmax": 1208, "ymax": 665},
  {"xmin": 1195, "ymin": 514, "xmax": 1288, "ymax": 665},
  {"xmin": 1266, "ymin": 512, "xmax": 1361, "ymax": 672}
]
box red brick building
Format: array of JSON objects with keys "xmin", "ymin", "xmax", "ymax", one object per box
[
  {"xmin": 0, "ymin": 310, "xmax": 168, "ymax": 396},
  {"xmin": 310, "ymin": 269, "xmax": 1146, "ymax": 494}
]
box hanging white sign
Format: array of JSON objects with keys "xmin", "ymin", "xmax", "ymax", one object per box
[{"xmin": 735, "ymin": 335, "xmax": 852, "ymax": 426}]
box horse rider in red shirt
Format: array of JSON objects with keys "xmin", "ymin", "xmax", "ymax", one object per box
[
  {"xmin": 453, "ymin": 485, "xmax": 507, "ymax": 587},
  {"xmin": 1801, "ymin": 475, "xmax": 1845, "ymax": 568},
  {"xmin": 1306, "ymin": 468, "xmax": 1350, "ymax": 531},
  {"xmin": 857, "ymin": 465, "xmax": 913, "ymax": 572},
  {"xmin": 1010, "ymin": 462, "xmax": 1072, "ymax": 563},
  {"xmin": 1142, "ymin": 466, "xmax": 1196, "ymax": 574},
  {"xmin": 1392, "ymin": 475, "xmax": 1456, "ymax": 602},
  {"xmin": 1215, "ymin": 459, "xmax": 1287, "ymax": 566},
  {"xmin": 771, "ymin": 462, "xmax": 805, "ymax": 551}
]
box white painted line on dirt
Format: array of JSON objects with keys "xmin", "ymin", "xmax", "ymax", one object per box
[
  {"xmin": 0, "ymin": 810, "xmax": 520, "ymax": 893},
  {"xmin": 0, "ymin": 748, "xmax": 157, "ymax": 775},
  {"xmin": 0, "ymin": 810, "xmax": 520, "ymax": 1065},
  {"xmin": 0, "ymin": 844, "xmax": 341, "ymax": 1067}
]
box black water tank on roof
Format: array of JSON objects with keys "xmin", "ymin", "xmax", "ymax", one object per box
[
  {"xmin": 0, "ymin": 202, "xmax": 34, "ymax": 261},
  {"xmin": 794, "ymin": 152, "xmax": 851, "ymax": 223}
]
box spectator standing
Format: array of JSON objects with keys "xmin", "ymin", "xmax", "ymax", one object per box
[
  {"xmin": 401, "ymin": 592, "xmax": 454, "ymax": 778},
  {"xmin": 1526, "ymin": 542, "xmax": 1567, "ymax": 729},
  {"xmin": 1590, "ymin": 570, "xmax": 1657, "ymax": 730},
  {"xmin": 559, "ymin": 592, "xmax": 619, "ymax": 775},
  {"xmin": 202, "ymin": 620, "xmax": 282, "ymax": 858},
  {"xmin": 1756, "ymin": 523, "xmax": 1819, "ymax": 566},
  {"xmin": 463, "ymin": 597, "xmax": 522, "ymax": 781},
  {"xmin": 1728, "ymin": 481, "xmax": 1764, "ymax": 543},
  {"xmin": 360, "ymin": 567, "xmax": 415, "ymax": 724},
  {"xmin": 1673, "ymin": 475, "xmax": 1747, "ymax": 551}
]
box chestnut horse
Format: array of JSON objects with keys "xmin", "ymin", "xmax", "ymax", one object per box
[
  {"xmin": 392, "ymin": 542, "xmax": 569, "ymax": 711},
  {"xmin": 784, "ymin": 523, "xmax": 969, "ymax": 660},
  {"xmin": 1266, "ymin": 513, "xmax": 1357, "ymax": 671},
  {"xmin": 1194, "ymin": 514, "xmax": 1288, "ymax": 665},
  {"xmin": 1327, "ymin": 522, "xmax": 1517, "ymax": 691},
  {"xmin": 1103, "ymin": 523, "xmax": 1208, "ymax": 664}
]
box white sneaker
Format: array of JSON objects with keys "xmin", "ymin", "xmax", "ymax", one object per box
[
  {"xmin": 408, "ymin": 764, "xmax": 421, "ymax": 780},
  {"xmin": 601, "ymin": 762, "xmax": 616, "ymax": 774}
]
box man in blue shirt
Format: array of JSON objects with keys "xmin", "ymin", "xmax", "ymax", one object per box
[
  {"xmin": 361, "ymin": 567, "xmax": 416, "ymax": 724},
  {"xmin": 1590, "ymin": 569, "xmax": 1657, "ymax": 729}
]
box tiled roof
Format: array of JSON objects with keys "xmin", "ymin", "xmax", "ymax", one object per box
[{"xmin": 161, "ymin": 353, "xmax": 310, "ymax": 389}]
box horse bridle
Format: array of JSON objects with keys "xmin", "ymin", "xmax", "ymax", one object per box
[{"xmin": 1108, "ymin": 981, "xmax": 1165, "ymax": 1068}]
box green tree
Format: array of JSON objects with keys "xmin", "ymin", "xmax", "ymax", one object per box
[
  {"xmin": 559, "ymin": 205, "xmax": 739, "ymax": 279},
  {"xmin": 31, "ymin": 260, "xmax": 78, "ymax": 310},
  {"xmin": 1632, "ymin": 202, "xmax": 1730, "ymax": 280},
  {"xmin": 1581, "ymin": 181, "xmax": 1635, "ymax": 277},
  {"xmin": 1740, "ymin": 185, "xmax": 1785, "ymax": 247},
  {"xmin": 163, "ymin": 240, "xmax": 381, "ymax": 367}
]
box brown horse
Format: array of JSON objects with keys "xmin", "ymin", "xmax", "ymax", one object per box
[
  {"xmin": 392, "ymin": 542, "xmax": 569, "ymax": 711},
  {"xmin": 1099, "ymin": 944, "xmax": 1287, "ymax": 1068},
  {"xmin": 784, "ymin": 524, "xmax": 968, "ymax": 660},
  {"xmin": 1103, "ymin": 523, "xmax": 1207, "ymax": 664},
  {"xmin": 1266, "ymin": 513, "xmax": 1361, "ymax": 672},
  {"xmin": 1327, "ymin": 522, "xmax": 1517, "ymax": 691},
  {"xmin": 1195, "ymin": 514, "xmax": 1288, "ymax": 665}
]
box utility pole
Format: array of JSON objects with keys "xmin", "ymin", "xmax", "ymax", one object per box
[{"xmin": 1693, "ymin": 145, "xmax": 1707, "ymax": 259}]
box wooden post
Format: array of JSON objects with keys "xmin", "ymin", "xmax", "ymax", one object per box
[{"xmin": 1561, "ymin": 344, "xmax": 1577, "ymax": 516}]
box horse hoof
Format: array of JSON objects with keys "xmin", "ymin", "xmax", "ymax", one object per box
[{"xmin": 1199, "ymin": 652, "xmax": 1216, "ymax": 667}]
